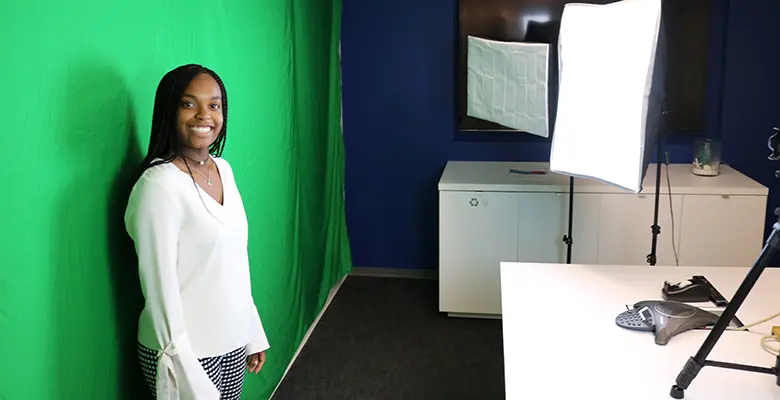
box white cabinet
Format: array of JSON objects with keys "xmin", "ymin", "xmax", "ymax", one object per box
[
  {"xmin": 678, "ymin": 195, "xmax": 766, "ymax": 267},
  {"xmin": 596, "ymin": 193, "xmax": 683, "ymax": 266},
  {"xmin": 438, "ymin": 161, "xmax": 768, "ymax": 317},
  {"xmin": 565, "ymin": 193, "xmax": 602, "ymax": 264},
  {"xmin": 517, "ymin": 192, "xmax": 569, "ymax": 264},
  {"xmin": 439, "ymin": 191, "xmax": 519, "ymax": 315}
]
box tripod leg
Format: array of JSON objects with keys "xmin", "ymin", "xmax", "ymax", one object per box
[{"xmin": 670, "ymin": 222, "xmax": 780, "ymax": 398}]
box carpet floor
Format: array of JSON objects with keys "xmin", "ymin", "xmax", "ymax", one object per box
[{"xmin": 272, "ymin": 275, "xmax": 505, "ymax": 399}]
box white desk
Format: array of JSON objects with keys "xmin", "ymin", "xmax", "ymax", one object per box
[{"xmin": 500, "ymin": 263, "xmax": 780, "ymax": 400}]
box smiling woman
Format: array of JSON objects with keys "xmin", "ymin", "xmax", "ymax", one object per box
[
  {"xmin": 1, "ymin": 1, "xmax": 349, "ymax": 399},
  {"xmin": 173, "ymin": 71, "xmax": 227, "ymax": 203},
  {"xmin": 178, "ymin": 74, "xmax": 224, "ymax": 153},
  {"xmin": 124, "ymin": 64, "xmax": 270, "ymax": 400}
]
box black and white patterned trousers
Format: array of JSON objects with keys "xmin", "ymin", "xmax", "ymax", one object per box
[{"xmin": 137, "ymin": 342, "xmax": 248, "ymax": 400}]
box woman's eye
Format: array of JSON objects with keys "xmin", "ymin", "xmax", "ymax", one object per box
[
  {"xmin": 181, "ymin": 101, "xmax": 194, "ymax": 108},
  {"xmin": 210, "ymin": 104, "xmax": 221, "ymax": 109}
]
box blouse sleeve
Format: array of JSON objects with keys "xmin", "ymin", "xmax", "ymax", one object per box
[
  {"xmin": 125, "ymin": 177, "xmax": 220, "ymax": 400},
  {"xmin": 247, "ymin": 298, "xmax": 270, "ymax": 355}
]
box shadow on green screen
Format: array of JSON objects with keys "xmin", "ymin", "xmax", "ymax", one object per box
[{"xmin": 52, "ymin": 60, "xmax": 148, "ymax": 399}]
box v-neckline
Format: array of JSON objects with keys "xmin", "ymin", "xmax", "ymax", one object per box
[
  {"xmin": 163, "ymin": 158, "xmax": 227, "ymax": 208},
  {"xmin": 194, "ymin": 159, "xmax": 225, "ymax": 207}
]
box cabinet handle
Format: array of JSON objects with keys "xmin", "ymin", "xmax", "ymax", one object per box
[{"xmin": 721, "ymin": 194, "xmax": 730, "ymax": 199}]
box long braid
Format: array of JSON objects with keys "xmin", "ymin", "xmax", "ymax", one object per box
[{"xmin": 206, "ymin": 69, "xmax": 228, "ymax": 158}]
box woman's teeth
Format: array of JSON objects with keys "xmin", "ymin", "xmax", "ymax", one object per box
[{"xmin": 190, "ymin": 126, "xmax": 212, "ymax": 134}]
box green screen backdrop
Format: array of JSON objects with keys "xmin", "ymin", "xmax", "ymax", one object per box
[{"xmin": 0, "ymin": 1, "xmax": 351, "ymax": 399}]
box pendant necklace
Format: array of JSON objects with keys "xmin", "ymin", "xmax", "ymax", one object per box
[{"xmin": 184, "ymin": 155, "xmax": 212, "ymax": 186}]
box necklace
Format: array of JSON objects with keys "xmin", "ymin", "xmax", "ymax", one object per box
[
  {"xmin": 183, "ymin": 155, "xmax": 213, "ymax": 186},
  {"xmin": 184, "ymin": 154, "xmax": 209, "ymax": 166},
  {"xmin": 193, "ymin": 167, "xmax": 212, "ymax": 186}
]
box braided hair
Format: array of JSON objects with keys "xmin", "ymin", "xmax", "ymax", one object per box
[{"xmin": 140, "ymin": 64, "xmax": 229, "ymax": 172}]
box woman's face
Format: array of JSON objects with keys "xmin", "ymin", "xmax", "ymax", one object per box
[{"xmin": 177, "ymin": 73, "xmax": 224, "ymax": 152}]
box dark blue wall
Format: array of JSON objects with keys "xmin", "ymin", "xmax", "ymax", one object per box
[
  {"xmin": 719, "ymin": 1, "xmax": 780, "ymax": 246},
  {"xmin": 341, "ymin": 0, "xmax": 780, "ymax": 270}
]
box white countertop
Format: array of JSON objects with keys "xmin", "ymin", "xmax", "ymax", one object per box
[
  {"xmin": 500, "ymin": 262, "xmax": 780, "ymax": 400},
  {"xmin": 438, "ymin": 162, "xmax": 768, "ymax": 195}
]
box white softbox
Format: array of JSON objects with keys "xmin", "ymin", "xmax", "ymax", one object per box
[{"xmin": 549, "ymin": 0, "xmax": 666, "ymax": 193}]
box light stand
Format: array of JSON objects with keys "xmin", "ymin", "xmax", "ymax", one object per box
[
  {"xmin": 551, "ymin": 0, "xmax": 667, "ymax": 266},
  {"xmin": 669, "ymin": 211, "xmax": 780, "ymax": 398},
  {"xmin": 563, "ymin": 176, "xmax": 574, "ymax": 264},
  {"xmin": 563, "ymin": 134, "xmax": 663, "ymax": 267},
  {"xmin": 669, "ymin": 130, "xmax": 780, "ymax": 399},
  {"xmin": 647, "ymin": 109, "xmax": 667, "ymax": 266},
  {"xmin": 647, "ymin": 0, "xmax": 671, "ymax": 267},
  {"xmin": 563, "ymin": 107, "xmax": 665, "ymax": 267}
]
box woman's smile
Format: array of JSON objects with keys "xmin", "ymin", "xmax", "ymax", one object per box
[{"xmin": 188, "ymin": 124, "xmax": 214, "ymax": 137}]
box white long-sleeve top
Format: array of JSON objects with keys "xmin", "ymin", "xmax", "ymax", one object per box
[{"xmin": 125, "ymin": 157, "xmax": 270, "ymax": 400}]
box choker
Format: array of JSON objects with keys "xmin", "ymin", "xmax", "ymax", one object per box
[{"xmin": 183, "ymin": 155, "xmax": 210, "ymax": 166}]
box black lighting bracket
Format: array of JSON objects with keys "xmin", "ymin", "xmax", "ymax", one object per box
[
  {"xmin": 647, "ymin": 107, "xmax": 669, "ymax": 267},
  {"xmin": 669, "ymin": 127, "xmax": 780, "ymax": 398},
  {"xmin": 670, "ymin": 211, "xmax": 780, "ymax": 398},
  {"xmin": 563, "ymin": 176, "xmax": 574, "ymax": 264}
]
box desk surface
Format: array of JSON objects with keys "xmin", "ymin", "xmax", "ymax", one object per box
[{"xmin": 500, "ymin": 263, "xmax": 780, "ymax": 400}]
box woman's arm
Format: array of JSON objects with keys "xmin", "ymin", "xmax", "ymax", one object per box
[
  {"xmin": 125, "ymin": 177, "xmax": 220, "ymax": 399},
  {"xmin": 247, "ymin": 299, "xmax": 270, "ymax": 355},
  {"xmin": 247, "ymin": 299, "xmax": 270, "ymax": 373}
]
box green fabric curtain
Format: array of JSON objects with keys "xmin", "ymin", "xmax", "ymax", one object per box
[{"xmin": 0, "ymin": 1, "xmax": 351, "ymax": 399}]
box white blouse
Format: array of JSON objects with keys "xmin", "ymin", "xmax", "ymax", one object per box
[{"xmin": 125, "ymin": 157, "xmax": 269, "ymax": 400}]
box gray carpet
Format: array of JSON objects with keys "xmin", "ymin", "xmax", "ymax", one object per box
[{"xmin": 273, "ymin": 275, "xmax": 505, "ymax": 399}]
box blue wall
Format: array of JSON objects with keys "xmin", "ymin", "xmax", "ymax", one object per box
[
  {"xmin": 719, "ymin": 1, "xmax": 780, "ymax": 245},
  {"xmin": 341, "ymin": 0, "xmax": 780, "ymax": 270}
]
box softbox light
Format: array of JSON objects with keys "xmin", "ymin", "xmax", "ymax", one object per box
[
  {"xmin": 466, "ymin": 36, "xmax": 551, "ymax": 138},
  {"xmin": 549, "ymin": 0, "xmax": 666, "ymax": 193}
]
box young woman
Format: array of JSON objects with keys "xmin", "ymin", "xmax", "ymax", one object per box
[{"xmin": 125, "ymin": 64, "xmax": 270, "ymax": 399}]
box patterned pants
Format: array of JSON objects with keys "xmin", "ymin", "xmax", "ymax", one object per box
[{"xmin": 137, "ymin": 342, "xmax": 248, "ymax": 400}]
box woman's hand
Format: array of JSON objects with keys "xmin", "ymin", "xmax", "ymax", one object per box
[{"xmin": 247, "ymin": 351, "xmax": 266, "ymax": 374}]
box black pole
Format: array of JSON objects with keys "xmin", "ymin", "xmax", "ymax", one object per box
[
  {"xmin": 647, "ymin": 130, "xmax": 663, "ymax": 266},
  {"xmin": 647, "ymin": 0, "xmax": 669, "ymax": 267},
  {"xmin": 564, "ymin": 176, "xmax": 574, "ymax": 264},
  {"xmin": 670, "ymin": 127, "xmax": 780, "ymax": 398},
  {"xmin": 670, "ymin": 215, "xmax": 780, "ymax": 398}
]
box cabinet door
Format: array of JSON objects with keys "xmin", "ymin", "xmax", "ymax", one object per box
[
  {"xmin": 597, "ymin": 193, "xmax": 684, "ymax": 266},
  {"xmin": 564, "ymin": 193, "xmax": 602, "ymax": 264},
  {"xmin": 678, "ymin": 195, "xmax": 766, "ymax": 267},
  {"xmin": 517, "ymin": 192, "xmax": 569, "ymax": 263},
  {"xmin": 439, "ymin": 191, "xmax": 519, "ymax": 315}
]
